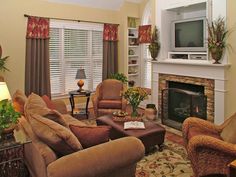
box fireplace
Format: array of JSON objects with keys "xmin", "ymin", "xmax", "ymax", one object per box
[
  {"xmin": 152, "ymin": 61, "xmax": 228, "ymax": 125},
  {"xmin": 161, "ymin": 81, "xmax": 207, "ymax": 130}
]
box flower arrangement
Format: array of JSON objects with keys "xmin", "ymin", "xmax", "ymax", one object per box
[
  {"xmin": 207, "ymin": 17, "xmax": 229, "ymax": 64},
  {"xmin": 149, "ymin": 26, "xmax": 160, "ymax": 60},
  {"xmin": 123, "ymin": 87, "xmax": 148, "ymax": 117}
]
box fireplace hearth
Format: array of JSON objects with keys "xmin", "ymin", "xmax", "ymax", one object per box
[{"xmin": 161, "ymin": 81, "xmax": 207, "ymax": 130}]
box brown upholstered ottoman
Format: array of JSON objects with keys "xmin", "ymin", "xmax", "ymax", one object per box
[{"xmin": 96, "ymin": 115, "xmax": 166, "ymax": 153}]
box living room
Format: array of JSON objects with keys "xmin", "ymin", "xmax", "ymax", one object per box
[{"xmin": 1, "ymin": 0, "xmax": 236, "ymax": 177}]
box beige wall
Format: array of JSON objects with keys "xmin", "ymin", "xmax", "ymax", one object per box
[
  {"xmin": 226, "ymin": 0, "xmax": 236, "ymax": 118},
  {"xmin": 0, "ymin": 0, "xmax": 138, "ymax": 93}
]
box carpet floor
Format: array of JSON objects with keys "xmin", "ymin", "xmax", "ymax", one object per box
[{"xmin": 77, "ymin": 108, "xmax": 193, "ymax": 177}]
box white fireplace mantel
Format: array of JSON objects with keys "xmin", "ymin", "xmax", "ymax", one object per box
[{"xmin": 151, "ymin": 60, "xmax": 230, "ymax": 125}]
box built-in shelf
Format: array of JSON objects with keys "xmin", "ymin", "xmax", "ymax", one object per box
[
  {"xmin": 128, "ymin": 64, "xmax": 139, "ymax": 67},
  {"xmin": 127, "ymin": 17, "xmax": 140, "ymax": 86},
  {"xmin": 128, "ymin": 55, "xmax": 138, "ymax": 57},
  {"xmin": 129, "ymin": 45, "xmax": 139, "ymax": 48},
  {"xmin": 128, "ymin": 73, "xmax": 139, "ymax": 76}
]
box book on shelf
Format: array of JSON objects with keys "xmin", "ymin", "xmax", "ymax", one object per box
[{"xmin": 124, "ymin": 121, "xmax": 145, "ymax": 130}]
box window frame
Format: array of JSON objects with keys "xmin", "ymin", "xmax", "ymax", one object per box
[{"xmin": 49, "ymin": 20, "xmax": 103, "ymax": 98}]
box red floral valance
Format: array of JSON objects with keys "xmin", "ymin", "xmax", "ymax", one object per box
[
  {"xmin": 138, "ymin": 25, "xmax": 151, "ymax": 44},
  {"xmin": 103, "ymin": 24, "xmax": 118, "ymax": 41},
  {"xmin": 26, "ymin": 16, "xmax": 49, "ymax": 39}
]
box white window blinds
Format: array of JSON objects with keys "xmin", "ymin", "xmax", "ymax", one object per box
[
  {"xmin": 49, "ymin": 21, "xmax": 103, "ymax": 98},
  {"xmin": 142, "ymin": 44, "xmax": 152, "ymax": 89}
]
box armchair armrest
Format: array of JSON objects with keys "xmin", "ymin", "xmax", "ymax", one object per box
[
  {"xmin": 47, "ymin": 137, "xmax": 145, "ymax": 177},
  {"xmin": 182, "ymin": 117, "xmax": 222, "ymax": 146},
  {"xmin": 187, "ymin": 135, "xmax": 236, "ymax": 176},
  {"xmin": 121, "ymin": 97, "xmax": 128, "ymax": 111},
  {"xmin": 188, "ymin": 135, "xmax": 236, "ymax": 156},
  {"xmin": 52, "ymin": 99, "xmax": 67, "ymax": 114}
]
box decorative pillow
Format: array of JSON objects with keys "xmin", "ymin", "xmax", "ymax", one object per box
[
  {"xmin": 42, "ymin": 95, "xmax": 56, "ymax": 110},
  {"xmin": 69, "ymin": 124, "xmax": 111, "ymax": 148},
  {"xmin": 18, "ymin": 116, "xmax": 57, "ymax": 165},
  {"xmin": 220, "ymin": 113, "xmax": 236, "ymax": 144},
  {"xmin": 24, "ymin": 93, "xmax": 51, "ymax": 117},
  {"xmin": 44, "ymin": 110, "xmax": 68, "ymax": 128},
  {"xmin": 29, "ymin": 114, "xmax": 83, "ymax": 156},
  {"xmin": 12, "ymin": 90, "xmax": 27, "ymax": 114}
]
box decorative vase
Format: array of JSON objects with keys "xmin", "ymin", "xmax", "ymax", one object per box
[
  {"xmin": 149, "ymin": 43, "xmax": 160, "ymax": 61},
  {"xmin": 145, "ymin": 104, "xmax": 157, "ymax": 120},
  {"xmin": 210, "ymin": 47, "xmax": 224, "ymax": 64},
  {"xmin": 131, "ymin": 105, "xmax": 139, "ymax": 118},
  {"xmin": 128, "ymin": 80, "xmax": 135, "ymax": 87}
]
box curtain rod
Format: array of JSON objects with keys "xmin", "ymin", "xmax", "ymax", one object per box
[{"xmin": 24, "ymin": 14, "xmax": 119, "ymax": 26}]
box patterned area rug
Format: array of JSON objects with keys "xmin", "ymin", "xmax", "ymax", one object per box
[
  {"xmin": 136, "ymin": 140, "xmax": 193, "ymax": 177},
  {"xmin": 81, "ymin": 118, "xmax": 193, "ymax": 177}
]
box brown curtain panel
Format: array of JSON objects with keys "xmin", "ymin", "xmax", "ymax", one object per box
[
  {"xmin": 103, "ymin": 24, "xmax": 119, "ymax": 80},
  {"xmin": 103, "ymin": 41, "xmax": 118, "ymax": 80},
  {"xmin": 25, "ymin": 16, "xmax": 51, "ymax": 97}
]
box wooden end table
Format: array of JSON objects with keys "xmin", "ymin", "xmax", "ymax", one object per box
[
  {"xmin": 69, "ymin": 90, "xmax": 91, "ymax": 119},
  {"xmin": 0, "ymin": 131, "xmax": 31, "ymax": 177}
]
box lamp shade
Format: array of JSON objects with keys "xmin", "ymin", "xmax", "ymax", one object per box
[
  {"xmin": 75, "ymin": 69, "xmax": 86, "ymax": 79},
  {"xmin": 0, "ymin": 82, "xmax": 11, "ymax": 101}
]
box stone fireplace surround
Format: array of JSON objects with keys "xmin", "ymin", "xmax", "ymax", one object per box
[
  {"xmin": 159, "ymin": 74, "xmax": 214, "ymax": 122},
  {"xmin": 152, "ymin": 60, "xmax": 230, "ymax": 125}
]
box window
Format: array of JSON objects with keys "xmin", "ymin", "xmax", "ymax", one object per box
[
  {"xmin": 143, "ymin": 44, "xmax": 152, "ymax": 88},
  {"xmin": 49, "ymin": 21, "xmax": 103, "ymax": 98},
  {"xmin": 141, "ymin": 1, "xmax": 152, "ymax": 89}
]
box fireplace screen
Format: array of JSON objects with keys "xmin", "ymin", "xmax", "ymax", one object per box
[{"xmin": 161, "ymin": 88, "xmax": 207, "ymax": 130}]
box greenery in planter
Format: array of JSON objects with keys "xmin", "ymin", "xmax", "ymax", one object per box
[
  {"xmin": 109, "ymin": 73, "xmax": 128, "ymax": 84},
  {"xmin": 207, "ymin": 17, "xmax": 232, "ymax": 64},
  {"xmin": 149, "ymin": 26, "xmax": 160, "ymax": 60},
  {"xmin": 0, "ymin": 45, "xmax": 10, "ymax": 72},
  {"xmin": 0, "ymin": 99, "xmax": 20, "ymax": 134}
]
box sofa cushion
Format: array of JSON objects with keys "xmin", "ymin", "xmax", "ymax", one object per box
[
  {"xmin": 62, "ymin": 114, "xmax": 87, "ymax": 127},
  {"xmin": 101, "ymin": 80, "xmax": 122, "ymax": 100},
  {"xmin": 24, "ymin": 93, "xmax": 51, "ymax": 117},
  {"xmin": 188, "ymin": 126, "xmax": 222, "ymax": 140},
  {"xmin": 18, "ymin": 116, "xmax": 57, "ymax": 165},
  {"xmin": 44, "ymin": 110, "xmax": 68, "ymax": 128},
  {"xmin": 69, "ymin": 125, "xmax": 111, "ymax": 148},
  {"xmin": 98, "ymin": 100, "xmax": 122, "ymax": 109},
  {"xmin": 42, "ymin": 95, "xmax": 56, "ymax": 110},
  {"xmin": 220, "ymin": 113, "xmax": 236, "ymax": 143},
  {"xmin": 12, "ymin": 90, "xmax": 27, "ymax": 114},
  {"xmin": 29, "ymin": 114, "xmax": 83, "ymax": 156}
]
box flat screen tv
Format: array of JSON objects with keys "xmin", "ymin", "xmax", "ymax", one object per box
[{"xmin": 171, "ymin": 17, "xmax": 206, "ymax": 52}]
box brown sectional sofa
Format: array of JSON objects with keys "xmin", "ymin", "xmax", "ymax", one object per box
[{"xmin": 15, "ymin": 92, "xmax": 145, "ymax": 177}]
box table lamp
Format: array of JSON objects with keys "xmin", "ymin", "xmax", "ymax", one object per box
[
  {"xmin": 0, "ymin": 82, "xmax": 11, "ymax": 101},
  {"xmin": 75, "ymin": 69, "xmax": 86, "ymax": 92}
]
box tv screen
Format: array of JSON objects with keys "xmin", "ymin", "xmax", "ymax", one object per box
[{"xmin": 172, "ymin": 18, "xmax": 206, "ymax": 52}]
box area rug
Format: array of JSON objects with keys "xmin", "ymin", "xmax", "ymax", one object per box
[
  {"xmin": 81, "ymin": 118, "xmax": 193, "ymax": 177},
  {"xmin": 136, "ymin": 140, "xmax": 193, "ymax": 177}
]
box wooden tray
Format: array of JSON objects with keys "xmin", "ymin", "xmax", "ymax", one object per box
[{"xmin": 112, "ymin": 116, "xmax": 142, "ymax": 122}]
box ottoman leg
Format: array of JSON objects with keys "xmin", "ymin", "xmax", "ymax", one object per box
[{"xmin": 158, "ymin": 144, "xmax": 164, "ymax": 151}]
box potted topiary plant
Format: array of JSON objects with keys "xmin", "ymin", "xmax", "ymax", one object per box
[
  {"xmin": 207, "ymin": 17, "xmax": 231, "ymax": 64},
  {"xmin": 149, "ymin": 26, "xmax": 161, "ymax": 60},
  {"xmin": 109, "ymin": 73, "xmax": 128, "ymax": 84},
  {"xmin": 0, "ymin": 45, "xmax": 10, "ymax": 81}
]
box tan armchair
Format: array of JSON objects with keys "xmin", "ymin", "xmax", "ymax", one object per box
[
  {"xmin": 92, "ymin": 79, "xmax": 127, "ymax": 118},
  {"xmin": 182, "ymin": 116, "xmax": 236, "ymax": 177}
]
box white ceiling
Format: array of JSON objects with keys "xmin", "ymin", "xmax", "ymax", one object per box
[{"xmin": 46, "ymin": 0, "xmax": 143, "ymax": 10}]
